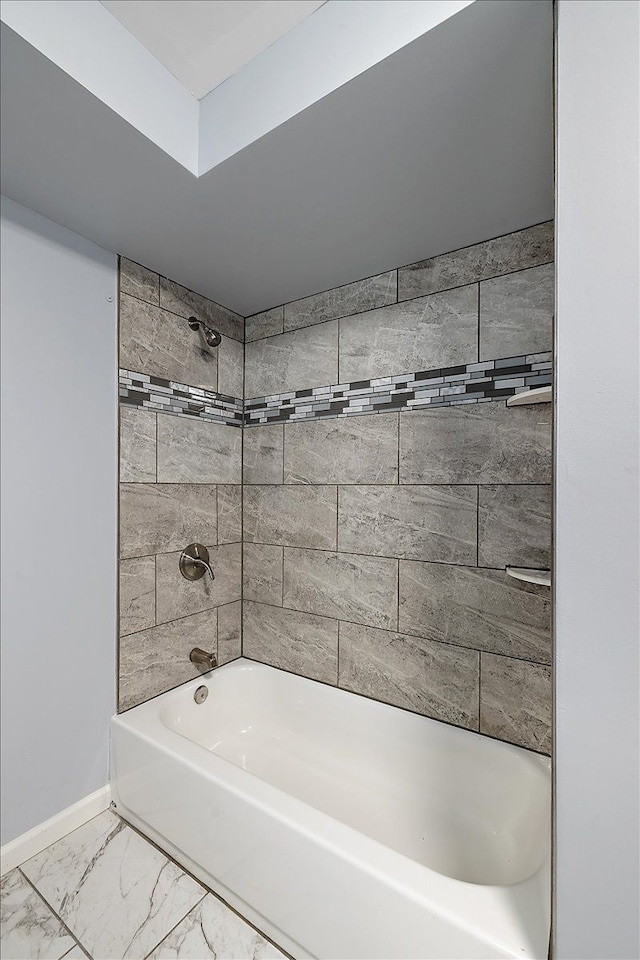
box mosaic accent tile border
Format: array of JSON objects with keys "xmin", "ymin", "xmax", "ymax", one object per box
[
  {"xmin": 244, "ymin": 353, "xmax": 552, "ymax": 426},
  {"xmin": 119, "ymin": 369, "xmax": 243, "ymax": 426}
]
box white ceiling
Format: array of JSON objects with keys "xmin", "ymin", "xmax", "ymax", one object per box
[
  {"xmin": 1, "ymin": 0, "xmax": 553, "ymax": 316},
  {"xmin": 100, "ymin": 0, "xmax": 325, "ymax": 99}
]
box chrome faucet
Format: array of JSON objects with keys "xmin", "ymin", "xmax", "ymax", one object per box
[
  {"xmin": 179, "ymin": 543, "xmax": 215, "ymax": 581},
  {"xmin": 190, "ymin": 648, "xmax": 217, "ymax": 671}
]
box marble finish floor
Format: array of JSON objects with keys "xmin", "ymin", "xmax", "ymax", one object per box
[{"xmin": 0, "ymin": 811, "xmax": 287, "ymax": 960}]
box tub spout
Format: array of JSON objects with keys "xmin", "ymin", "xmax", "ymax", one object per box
[{"xmin": 190, "ymin": 648, "xmax": 217, "ymax": 671}]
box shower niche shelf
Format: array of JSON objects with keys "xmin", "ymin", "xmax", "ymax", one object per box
[
  {"xmin": 506, "ymin": 566, "xmax": 551, "ymax": 587},
  {"xmin": 506, "ymin": 385, "xmax": 552, "ymax": 407}
]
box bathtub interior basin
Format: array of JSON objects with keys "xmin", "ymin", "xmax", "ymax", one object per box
[{"xmin": 159, "ymin": 661, "xmax": 549, "ymax": 888}]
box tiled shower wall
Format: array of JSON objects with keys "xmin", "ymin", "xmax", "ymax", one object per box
[
  {"xmin": 242, "ymin": 222, "xmax": 554, "ymax": 753},
  {"xmin": 117, "ymin": 222, "xmax": 554, "ymax": 755},
  {"xmin": 117, "ymin": 259, "xmax": 244, "ymax": 711}
]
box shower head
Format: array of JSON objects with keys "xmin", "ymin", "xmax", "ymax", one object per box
[{"xmin": 188, "ymin": 316, "xmax": 221, "ymax": 350}]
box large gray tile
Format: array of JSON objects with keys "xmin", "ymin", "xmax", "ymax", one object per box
[
  {"xmin": 243, "ymin": 425, "xmax": 284, "ymax": 484},
  {"xmin": 245, "ymin": 306, "xmax": 284, "ymax": 342},
  {"xmin": 480, "ymin": 653, "xmax": 552, "ymax": 753},
  {"xmin": 243, "ymin": 543, "xmax": 283, "ymax": 605},
  {"xmin": 478, "ymin": 485, "xmax": 552, "ymax": 569},
  {"xmin": 148, "ymin": 893, "xmax": 285, "ymax": 959},
  {"xmin": 217, "ymin": 485, "xmax": 242, "ymax": 544},
  {"xmin": 400, "ymin": 402, "xmax": 552, "ymax": 484},
  {"xmin": 284, "ymin": 270, "xmax": 397, "ymax": 331},
  {"xmin": 399, "ymin": 561, "xmax": 551, "ymax": 663},
  {"xmin": 120, "ymin": 407, "xmax": 156, "ymax": 482},
  {"xmin": 159, "ymin": 277, "xmax": 243, "ymax": 342},
  {"xmin": 339, "ymin": 622, "xmax": 479, "ymax": 729},
  {"xmin": 119, "ymin": 609, "xmax": 218, "ymax": 710},
  {"xmin": 120, "ymin": 484, "xmax": 217, "ymax": 558},
  {"xmin": 157, "ymin": 417, "xmax": 241, "ymax": 484},
  {"xmin": 480, "ymin": 262, "xmax": 554, "ymax": 360},
  {"xmin": 243, "ymin": 601, "xmax": 338, "ymax": 684},
  {"xmin": 243, "ymin": 485, "xmax": 337, "ymax": 549},
  {"xmin": 119, "ymin": 556, "xmax": 155, "ymax": 637},
  {"xmin": 398, "ymin": 222, "xmax": 554, "ymax": 300},
  {"xmin": 120, "ymin": 294, "xmax": 218, "ymax": 390},
  {"xmin": 217, "ymin": 601, "xmax": 242, "ymax": 665},
  {"xmin": 283, "ymin": 548, "xmax": 398, "ymax": 630},
  {"xmin": 0, "ymin": 869, "xmax": 75, "ymax": 960},
  {"xmin": 338, "ymin": 485, "xmax": 477, "ymax": 564},
  {"xmin": 217, "ymin": 335, "xmax": 244, "ymax": 398},
  {"xmin": 284, "ymin": 413, "xmax": 398, "ymax": 484},
  {"xmin": 339, "ymin": 285, "xmax": 478, "ymax": 383},
  {"xmin": 156, "ymin": 543, "xmax": 241, "ymax": 623},
  {"xmin": 119, "ymin": 257, "xmax": 159, "ymax": 305},
  {"xmin": 21, "ymin": 812, "xmax": 205, "ymax": 959},
  {"xmin": 244, "ymin": 321, "xmax": 338, "ymax": 397}
]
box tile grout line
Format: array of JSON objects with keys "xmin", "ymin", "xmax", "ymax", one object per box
[
  {"xmin": 243, "ymin": 599, "xmax": 551, "ymax": 667},
  {"xmin": 16, "ymin": 868, "xmax": 93, "ymax": 960},
  {"xmin": 238, "ymin": 653, "xmax": 550, "ymax": 756}
]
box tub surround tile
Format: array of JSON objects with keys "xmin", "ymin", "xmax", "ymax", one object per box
[
  {"xmin": 159, "ymin": 277, "xmax": 243, "ymax": 342},
  {"xmin": 284, "ymin": 271, "xmax": 397, "ymax": 331},
  {"xmin": 156, "ymin": 543, "xmax": 241, "ymax": 624},
  {"xmin": 338, "ymin": 285, "xmax": 478, "ymax": 384},
  {"xmin": 338, "ymin": 485, "xmax": 477, "ymax": 565},
  {"xmin": 119, "ymin": 556, "xmax": 155, "ymax": 637},
  {"xmin": 243, "ymin": 601, "xmax": 338, "ymax": 684},
  {"xmin": 217, "ymin": 485, "xmax": 242, "ymax": 544},
  {"xmin": 339, "ymin": 623, "xmax": 479, "ymax": 730},
  {"xmin": 217, "ymin": 335, "xmax": 244, "ymax": 399},
  {"xmin": 119, "ymin": 369, "xmax": 243, "ymax": 426},
  {"xmin": 243, "ymin": 485, "xmax": 337, "ymax": 550},
  {"xmin": 244, "ymin": 353, "xmax": 552, "ymax": 427},
  {"xmin": 0, "ymin": 869, "xmax": 75, "ymax": 960},
  {"xmin": 283, "ymin": 548, "xmax": 398, "ymax": 630},
  {"xmin": 118, "ymin": 609, "xmax": 218, "ymax": 710},
  {"xmin": 284, "ymin": 414, "xmax": 398, "ymax": 484},
  {"xmin": 245, "ymin": 306, "xmax": 284, "ymax": 343},
  {"xmin": 243, "ymin": 543, "xmax": 283, "ymax": 605},
  {"xmin": 21, "ymin": 812, "xmax": 205, "ymax": 960},
  {"xmin": 399, "ymin": 402, "xmax": 552, "ymax": 484},
  {"xmin": 243, "ymin": 425, "xmax": 284, "ymax": 484},
  {"xmin": 244, "ymin": 320, "xmax": 339, "ymax": 398},
  {"xmin": 480, "ymin": 653, "xmax": 552, "ymax": 753},
  {"xmin": 120, "ymin": 295, "xmax": 218, "ymax": 392},
  {"xmin": 157, "ymin": 417, "xmax": 241, "ymax": 484},
  {"xmin": 478, "ymin": 485, "xmax": 552, "ymax": 569},
  {"xmin": 120, "ymin": 258, "xmax": 159, "ymax": 305},
  {"xmin": 217, "ymin": 601, "xmax": 242, "ymax": 665},
  {"xmin": 399, "ymin": 562, "xmax": 551, "ymax": 664},
  {"xmin": 120, "ymin": 484, "xmax": 217, "ymax": 559},
  {"xmin": 120, "ymin": 407, "xmax": 156, "ymax": 483},
  {"xmin": 398, "ymin": 222, "xmax": 553, "ymax": 301},
  {"xmin": 148, "ymin": 893, "xmax": 286, "ymax": 960},
  {"xmin": 480, "ymin": 263, "xmax": 554, "ymax": 360}
]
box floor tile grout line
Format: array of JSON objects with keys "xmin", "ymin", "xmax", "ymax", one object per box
[
  {"xmin": 113, "ymin": 814, "xmax": 293, "ymax": 960},
  {"xmin": 16, "ymin": 868, "xmax": 93, "ymax": 960},
  {"xmin": 141, "ymin": 889, "xmax": 210, "ymax": 960}
]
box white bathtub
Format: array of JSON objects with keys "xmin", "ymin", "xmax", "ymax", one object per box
[{"xmin": 110, "ymin": 659, "xmax": 551, "ymax": 960}]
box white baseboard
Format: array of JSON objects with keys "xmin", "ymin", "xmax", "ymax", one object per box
[{"xmin": 1, "ymin": 784, "xmax": 111, "ymax": 877}]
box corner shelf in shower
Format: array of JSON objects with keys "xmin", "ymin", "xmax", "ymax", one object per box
[
  {"xmin": 506, "ymin": 385, "xmax": 552, "ymax": 406},
  {"xmin": 506, "ymin": 567, "xmax": 551, "ymax": 587}
]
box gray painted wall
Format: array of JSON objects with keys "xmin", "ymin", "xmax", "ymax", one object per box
[
  {"xmin": 0, "ymin": 197, "xmax": 117, "ymax": 845},
  {"xmin": 554, "ymin": 1, "xmax": 640, "ymax": 956}
]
